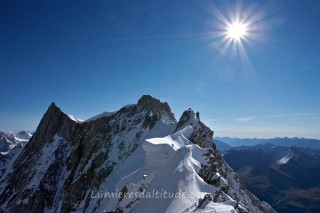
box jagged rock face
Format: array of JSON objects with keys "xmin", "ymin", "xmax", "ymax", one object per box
[
  {"xmin": 0, "ymin": 103, "xmax": 77, "ymax": 213},
  {"xmin": 0, "ymin": 131, "xmax": 31, "ymax": 152},
  {"xmin": 0, "ymin": 132, "xmax": 11, "ymax": 152},
  {"xmin": 176, "ymin": 109, "xmax": 213, "ymax": 148},
  {"xmin": 0, "ymin": 95, "xmax": 275, "ymax": 213},
  {"xmin": 198, "ymin": 148, "xmax": 274, "ymax": 213},
  {"xmin": 137, "ymin": 95, "xmax": 176, "ymax": 123},
  {"xmin": 0, "ymin": 131, "xmax": 30, "ymax": 182},
  {"xmin": 0, "ymin": 96, "xmax": 176, "ymax": 212}
]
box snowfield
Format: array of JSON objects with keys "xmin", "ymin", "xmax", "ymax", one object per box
[{"xmin": 85, "ymin": 123, "xmax": 261, "ymax": 213}]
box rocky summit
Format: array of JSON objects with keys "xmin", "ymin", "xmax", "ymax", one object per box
[{"xmin": 0, "ymin": 95, "xmax": 275, "ymax": 213}]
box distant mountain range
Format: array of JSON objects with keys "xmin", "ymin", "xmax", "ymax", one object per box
[
  {"xmin": 0, "ymin": 131, "xmax": 32, "ymax": 153},
  {"xmin": 222, "ymin": 143, "xmax": 320, "ymax": 213},
  {"xmin": 213, "ymin": 139, "xmax": 233, "ymax": 151},
  {"xmin": 0, "ymin": 131, "xmax": 33, "ymax": 193},
  {"xmin": 216, "ymin": 137, "xmax": 320, "ymax": 150}
]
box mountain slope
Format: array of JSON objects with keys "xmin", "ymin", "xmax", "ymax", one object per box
[
  {"xmin": 223, "ymin": 144, "xmax": 320, "ymax": 212},
  {"xmin": 0, "ymin": 95, "xmax": 274, "ymax": 213},
  {"xmin": 0, "ymin": 131, "xmax": 31, "ymax": 153},
  {"xmin": 214, "ymin": 139, "xmax": 233, "ymax": 152}
]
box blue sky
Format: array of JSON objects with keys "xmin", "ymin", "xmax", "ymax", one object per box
[{"xmin": 1, "ymin": 0, "xmax": 319, "ymax": 138}]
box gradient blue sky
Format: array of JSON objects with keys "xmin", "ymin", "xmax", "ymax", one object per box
[{"xmin": 1, "ymin": 0, "xmax": 320, "ymax": 138}]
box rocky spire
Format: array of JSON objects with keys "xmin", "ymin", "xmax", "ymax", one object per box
[
  {"xmin": 137, "ymin": 95, "xmax": 176, "ymax": 122},
  {"xmin": 176, "ymin": 108, "xmax": 214, "ymax": 148},
  {"xmin": 27, "ymin": 102, "xmax": 76, "ymax": 149},
  {"xmin": 176, "ymin": 108, "xmax": 196, "ymax": 130},
  {"xmin": 10, "ymin": 102, "xmax": 78, "ymax": 175}
]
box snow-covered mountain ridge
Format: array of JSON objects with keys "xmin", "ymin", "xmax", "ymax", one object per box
[
  {"xmin": 0, "ymin": 131, "xmax": 32, "ymax": 153},
  {"xmin": 0, "ymin": 95, "xmax": 275, "ymax": 213}
]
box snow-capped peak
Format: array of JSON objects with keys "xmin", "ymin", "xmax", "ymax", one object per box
[
  {"xmin": 0, "ymin": 95, "xmax": 274, "ymax": 213},
  {"xmin": 0, "ymin": 131, "xmax": 32, "ymax": 153},
  {"xmin": 276, "ymin": 147, "xmax": 297, "ymax": 165}
]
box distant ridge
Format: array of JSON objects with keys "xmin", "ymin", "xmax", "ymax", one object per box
[{"xmin": 216, "ymin": 137, "xmax": 320, "ymax": 150}]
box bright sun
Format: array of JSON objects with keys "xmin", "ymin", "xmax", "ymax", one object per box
[{"xmin": 226, "ymin": 22, "xmax": 248, "ymax": 41}]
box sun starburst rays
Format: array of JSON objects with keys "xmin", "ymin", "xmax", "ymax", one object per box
[{"xmin": 203, "ymin": 3, "xmax": 265, "ymax": 81}]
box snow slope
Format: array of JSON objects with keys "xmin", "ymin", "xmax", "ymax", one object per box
[
  {"xmin": 87, "ymin": 124, "xmax": 272, "ymax": 213},
  {"xmin": 0, "ymin": 131, "xmax": 32, "ymax": 195},
  {"xmin": 276, "ymin": 148, "xmax": 296, "ymax": 165},
  {"xmin": 84, "ymin": 111, "xmax": 117, "ymax": 122},
  {"xmin": 67, "ymin": 114, "xmax": 84, "ymax": 123}
]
